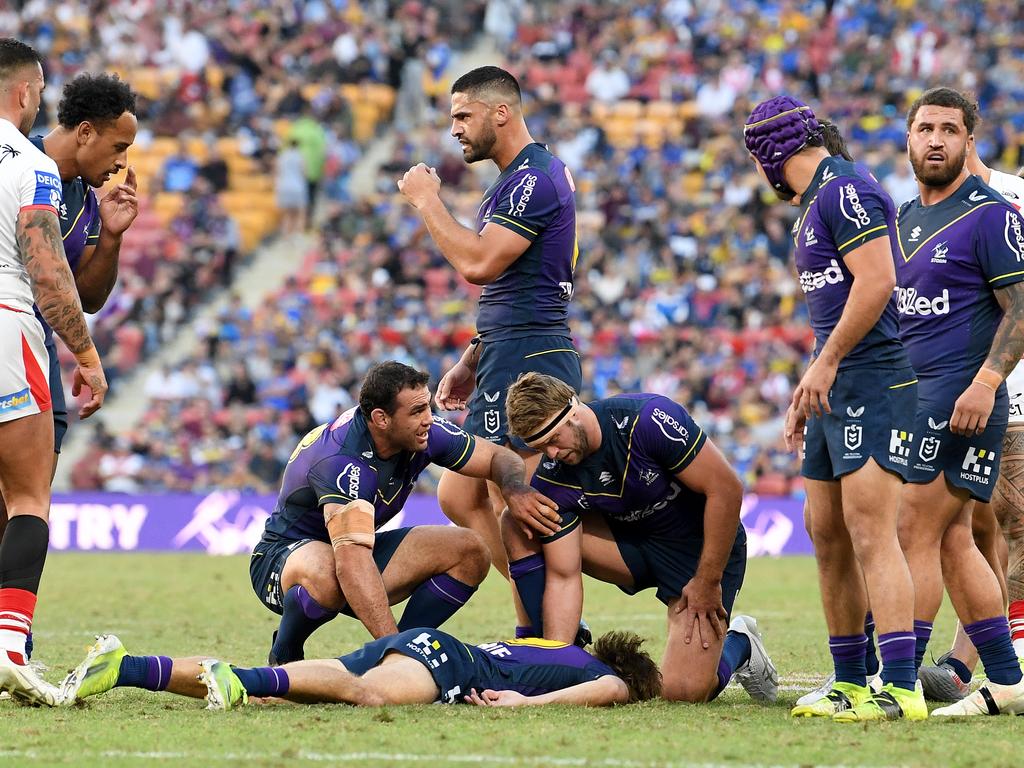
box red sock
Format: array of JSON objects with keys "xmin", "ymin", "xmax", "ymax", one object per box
[
  {"xmin": 1010, "ymin": 601, "xmax": 1024, "ymax": 642},
  {"xmin": 0, "ymin": 588, "xmax": 36, "ymax": 664}
]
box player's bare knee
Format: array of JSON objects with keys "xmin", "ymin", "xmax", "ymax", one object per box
[
  {"xmin": 661, "ymin": 676, "xmax": 714, "ymax": 703},
  {"xmin": 499, "ymin": 507, "xmax": 536, "ymax": 560},
  {"xmin": 450, "ymin": 528, "xmax": 491, "ymax": 584}
]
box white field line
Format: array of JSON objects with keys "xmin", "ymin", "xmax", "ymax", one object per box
[{"xmin": 0, "ymin": 750, "xmax": 893, "ymax": 768}]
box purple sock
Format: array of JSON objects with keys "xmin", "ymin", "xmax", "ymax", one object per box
[
  {"xmin": 515, "ymin": 625, "xmax": 536, "ymax": 638},
  {"xmin": 877, "ymin": 631, "xmax": 916, "ymax": 690},
  {"xmin": 509, "ymin": 554, "xmax": 546, "ymax": 634},
  {"xmin": 830, "ymin": 634, "xmax": 868, "ymax": 687},
  {"xmin": 117, "ymin": 655, "xmax": 173, "ymax": 691},
  {"xmin": 397, "ymin": 574, "xmax": 477, "ymax": 631},
  {"xmin": 913, "ymin": 620, "xmax": 933, "ymax": 672},
  {"xmin": 230, "ymin": 665, "xmax": 290, "ymax": 697},
  {"xmin": 966, "ymin": 616, "xmax": 1023, "ymax": 686}
]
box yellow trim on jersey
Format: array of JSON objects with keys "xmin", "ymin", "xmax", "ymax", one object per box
[
  {"xmin": 888, "ymin": 378, "xmax": 918, "ymax": 390},
  {"xmin": 836, "ymin": 224, "xmax": 888, "ymax": 253},
  {"xmin": 449, "ymin": 434, "xmax": 474, "ymax": 468},
  {"xmin": 668, "ymin": 427, "xmax": 704, "ymax": 472},
  {"xmin": 895, "ymin": 201, "xmax": 1000, "ymax": 263},
  {"xmin": 491, "ymin": 214, "xmax": 538, "ymax": 236},
  {"xmin": 63, "ymin": 205, "xmax": 86, "ymax": 242},
  {"xmin": 523, "ymin": 348, "xmax": 579, "ymax": 360},
  {"xmin": 536, "ymin": 475, "xmax": 584, "ymax": 491},
  {"xmin": 544, "ymin": 513, "xmax": 581, "ymax": 539},
  {"xmin": 318, "ymin": 493, "xmax": 353, "ymax": 503},
  {"xmin": 989, "ymin": 269, "xmax": 1024, "ymax": 284},
  {"xmin": 505, "ymin": 638, "xmax": 570, "ymax": 649}
]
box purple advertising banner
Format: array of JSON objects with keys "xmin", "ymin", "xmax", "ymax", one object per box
[{"xmin": 48, "ymin": 492, "xmax": 812, "ymax": 557}]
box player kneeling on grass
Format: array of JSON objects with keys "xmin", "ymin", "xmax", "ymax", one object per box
[
  {"xmin": 501, "ymin": 373, "xmax": 777, "ymax": 704},
  {"xmin": 60, "ymin": 628, "xmax": 661, "ymax": 709},
  {"xmin": 249, "ymin": 361, "xmax": 560, "ymax": 665}
]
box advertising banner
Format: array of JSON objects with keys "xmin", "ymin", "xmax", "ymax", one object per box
[{"xmin": 48, "ymin": 492, "xmax": 812, "ymax": 557}]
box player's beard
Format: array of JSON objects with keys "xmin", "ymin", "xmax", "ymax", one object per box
[
  {"xmin": 563, "ymin": 422, "xmax": 590, "ymax": 465},
  {"xmin": 909, "ymin": 143, "xmax": 967, "ymax": 188},
  {"xmin": 462, "ymin": 122, "xmax": 497, "ymax": 163}
]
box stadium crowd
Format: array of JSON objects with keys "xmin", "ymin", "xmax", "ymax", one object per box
[{"xmin": 58, "ymin": 0, "xmax": 1024, "ymax": 496}]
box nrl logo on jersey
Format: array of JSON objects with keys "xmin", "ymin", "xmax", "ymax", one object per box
[
  {"xmin": 907, "ymin": 225, "xmax": 922, "ymax": 242},
  {"xmin": 930, "ymin": 241, "xmax": 948, "ymax": 264}
]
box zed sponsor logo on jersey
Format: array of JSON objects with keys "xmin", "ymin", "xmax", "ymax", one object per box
[
  {"xmin": 651, "ymin": 407, "xmax": 689, "ymax": 442},
  {"xmin": 619, "ymin": 482, "xmax": 682, "ymax": 523},
  {"xmin": 799, "ymin": 259, "xmax": 844, "ymax": 293},
  {"xmin": 1004, "ymin": 210, "xmax": 1024, "ymax": 262},
  {"xmin": 896, "ymin": 287, "xmax": 950, "ymax": 316},
  {"xmin": 508, "ymin": 174, "xmax": 538, "ymax": 217},
  {"xmin": 930, "ymin": 241, "xmax": 948, "ymax": 264},
  {"xmin": 839, "ymin": 183, "xmax": 872, "ymax": 229}
]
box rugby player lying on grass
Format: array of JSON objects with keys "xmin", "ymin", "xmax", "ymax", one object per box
[{"xmin": 59, "ymin": 627, "xmax": 661, "ymax": 709}]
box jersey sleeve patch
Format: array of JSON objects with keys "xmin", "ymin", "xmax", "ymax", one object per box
[
  {"xmin": 635, "ymin": 397, "xmax": 707, "ymax": 472},
  {"xmin": 26, "ymin": 170, "xmax": 63, "ymax": 212},
  {"xmin": 489, "ymin": 170, "xmax": 560, "ymax": 242},
  {"xmin": 980, "ymin": 206, "xmax": 1024, "ymax": 287},
  {"xmin": 309, "ymin": 457, "xmax": 375, "ymax": 506}
]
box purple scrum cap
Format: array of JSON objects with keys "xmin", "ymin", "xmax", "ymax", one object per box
[{"xmin": 744, "ymin": 95, "xmax": 822, "ymax": 200}]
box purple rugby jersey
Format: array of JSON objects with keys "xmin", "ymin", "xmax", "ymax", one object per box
[
  {"xmin": 29, "ymin": 136, "xmax": 100, "ymax": 342},
  {"xmin": 790, "ymin": 156, "xmax": 906, "ymax": 370},
  {"xmin": 262, "ymin": 408, "xmax": 476, "ymax": 542},
  {"xmin": 470, "ymin": 638, "xmax": 615, "ymax": 695},
  {"xmin": 474, "ymin": 142, "xmax": 578, "ymax": 342},
  {"xmin": 895, "ymin": 174, "xmax": 1024, "ymax": 413},
  {"xmin": 531, "ymin": 394, "xmax": 710, "ymax": 539}
]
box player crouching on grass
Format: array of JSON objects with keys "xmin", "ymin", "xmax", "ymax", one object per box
[
  {"xmin": 59, "ymin": 628, "xmax": 661, "ymax": 709},
  {"xmin": 500, "ymin": 373, "xmax": 777, "ymax": 705}
]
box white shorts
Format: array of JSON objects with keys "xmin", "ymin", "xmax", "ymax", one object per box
[
  {"xmin": 1008, "ymin": 360, "xmax": 1024, "ymax": 426},
  {"xmin": 0, "ymin": 306, "xmax": 51, "ymax": 424}
]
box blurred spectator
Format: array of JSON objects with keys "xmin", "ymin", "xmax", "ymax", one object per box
[
  {"xmin": 275, "ymin": 139, "xmax": 308, "ymax": 235},
  {"xmin": 160, "ymin": 139, "xmax": 199, "ymax": 193},
  {"xmin": 288, "ymin": 108, "xmax": 328, "ymax": 229}
]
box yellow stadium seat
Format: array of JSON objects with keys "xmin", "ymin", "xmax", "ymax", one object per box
[{"xmin": 612, "ymin": 100, "xmax": 643, "ymax": 119}]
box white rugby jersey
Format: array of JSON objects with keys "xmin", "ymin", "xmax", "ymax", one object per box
[
  {"xmin": 0, "ymin": 117, "xmax": 62, "ymax": 312},
  {"xmin": 987, "ymin": 169, "xmax": 1024, "ymax": 422}
]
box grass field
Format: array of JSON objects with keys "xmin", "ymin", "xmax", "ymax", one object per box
[{"xmin": 1, "ymin": 553, "xmax": 1021, "ymax": 767}]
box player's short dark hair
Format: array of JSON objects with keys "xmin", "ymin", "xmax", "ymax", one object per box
[
  {"xmin": 451, "ymin": 66, "xmax": 521, "ymax": 105},
  {"xmin": 0, "ymin": 38, "xmax": 42, "ymax": 83},
  {"xmin": 592, "ymin": 631, "xmax": 662, "ymax": 703},
  {"xmin": 819, "ymin": 119, "xmax": 853, "ymax": 161},
  {"xmin": 906, "ymin": 87, "xmax": 978, "ymax": 133},
  {"xmin": 57, "ymin": 73, "xmax": 137, "ymax": 129},
  {"xmin": 359, "ymin": 361, "xmax": 430, "ymax": 418}
]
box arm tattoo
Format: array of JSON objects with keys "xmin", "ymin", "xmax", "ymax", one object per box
[
  {"xmin": 985, "ymin": 282, "xmax": 1024, "ymax": 379},
  {"xmin": 491, "ymin": 448, "xmax": 527, "ymax": 491},
  {"xmin": 15, "ymin": 209, "xmax": 93, "ymax": 354}
]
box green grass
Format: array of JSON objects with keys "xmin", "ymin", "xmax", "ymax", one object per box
[{"xmin": 2, "ymin": 554, "xmax": 1021, "ymax": 767}]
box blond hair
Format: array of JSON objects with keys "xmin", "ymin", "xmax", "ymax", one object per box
[{"xmin": 505, "ymin": 372, "xmax": 578, "ymax": 439}]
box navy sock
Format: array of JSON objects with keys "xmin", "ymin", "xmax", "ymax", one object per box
[
  {"xmin": 231, "ymin": 665, "xmax": 290, "ymax": 697},
  {"xmin": 270, "ymin": 586, "xmax": 337, "ymax": 664},
  {"xmin": 711, "ymin": 631, "xmax": 752, "ymax": 700},
  {"xmin": 24, "ymin": 631, "xmax": 32, "ymax": 661},
  {"xmin": 117, "ymin": 655, "xmax": 173, "ymax": 691},
  {"xmin": 0, "ymin": 515, "xmax": 49, "ymax": 593},
  {"xmin": 515, "ymin": 625, "xmax": 535, "ymax": 639},
  {"xmin": 398, "ymin": 574, "xmax": 477, "ymax": 631},
  {"xmin": 966, "ymin": 616, "xmax": 1024, "ymax": 686},
  {"xmin": 913, "ymin": 620, "xmax": 933, "ymax": 672},
  {"xmin": 863, "ymin": 612, "xmax": 879, "ymax": 677},
  {"xmin": 877, "ymin": 631, "xmax": 916, "ymax": 691},
  {"xmin": 945, "ymin": 654, "xmax": 972, "ymax": 684},
  {"xmin": 509, "ymin": 554, "xmax": 546, "ymax": 635},
  {"xmin": 830, "ymin": 634, "xmax": 868, "ymax": 687}
]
